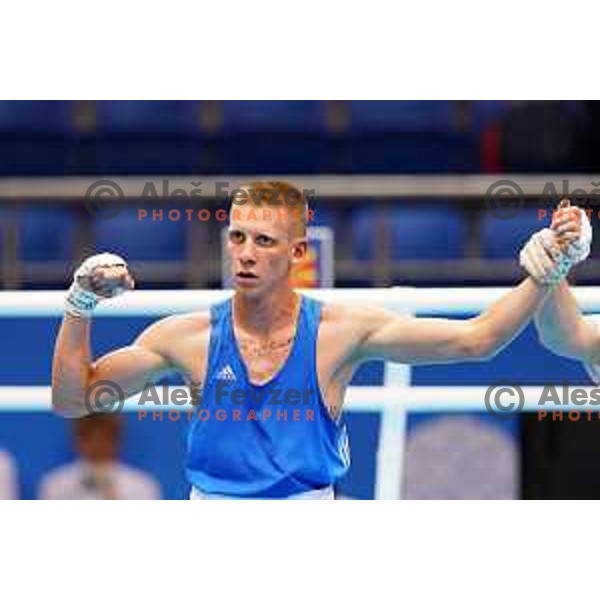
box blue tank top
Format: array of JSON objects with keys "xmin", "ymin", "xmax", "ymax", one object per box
[{"xmin": 186, "ymin": 295, "xmax": 350, "ymax": 498}]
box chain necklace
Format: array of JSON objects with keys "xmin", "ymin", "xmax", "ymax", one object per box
[
  {"xmin": 233, "ymin": 294, "xmax": 301, "ymax": 378},
  {"xmin": 237, "ymin": 335, "xmax": 294, "ymax": 358}
]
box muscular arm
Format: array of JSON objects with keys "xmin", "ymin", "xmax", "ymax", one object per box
[
  {"xmin": 355, "ymin": 277, "xmax": 550, "ymax": 365},
  {"xmin": 534, "ymin": 282, "xmax": 600, "ymax": 363},
  {"xmin": 52, "ymin": 315, "xmax": 178, "ymax": 418},
  {"xmin": 53, "ymin": 252, "xmax": 212, "ymax": 418}
]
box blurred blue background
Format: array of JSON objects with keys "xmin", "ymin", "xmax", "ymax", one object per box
[
  {"xmin": 2, "ymin": 100, "xmax": 600, "ymax": 290},
  {"xmin": 2, "ymin": 100, "xmax": 600, "ymax": 499}
]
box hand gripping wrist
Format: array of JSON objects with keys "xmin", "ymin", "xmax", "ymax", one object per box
[{"xmin": 519, "ymin": 229, "xmax": 570, "ymax": 286}]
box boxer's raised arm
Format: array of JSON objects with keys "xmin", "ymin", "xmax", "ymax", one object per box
[
  {"xmin": 353, "ymin": 278, "xmax": 549, "ymax": 365},
  {"xmin": 51, "ymin": 253, "xmax": 172, "ymax": 418},
  {"xmin": 534, "ymin": 282, "xmax": 600, "ymax": 362},
  {"xmin": 354, "ymin": 203, "xmax": 592, "ymax": 366},
  {"xmin": 52, "ymin": 315, "xmax": 173, "ymax": 418},
  {"xmin": 531, "ymin": 206, "xmax": 600, "ymax": 362}
]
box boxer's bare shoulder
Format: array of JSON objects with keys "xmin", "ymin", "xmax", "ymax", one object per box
[
  {"xmin": 319, "ymin": 300, "xmax": 476, "ymax": 366},
  {"xmin": 134, "ymin": 311, "xmax": 212, "ymax": 382},
  {"xmin": 136, "ymin": 311, "xmax": 211, "ymax": 346},
  {"xmin": 319, "ymin": 302, "xmax": 401, "ymax": 354},
  {"xmin": 316, "ymin": 302, "xmax": 398, "ymax": 375}
]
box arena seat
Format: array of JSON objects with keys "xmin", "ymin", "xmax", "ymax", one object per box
[
  {"xmin": 480, "ymin": 207, "xmax": 549, "ymax": 259},
  {"xmin": 352, "ymin": 203, "xmax": 468, "ymax": 260},
  {"xmin": 220, "ymin": 101, "xmax": 328, "ymax": 174},
  {"xmin": 92, "ymin": 101, "xmax": 204, "ymax": 173},
  {"xmin": 347, "ymin": 102, "xmax": 479, "ymax": 173},
  {"xmin": 0, "ymin": 101, "xmax": 71, "ymax": 133},
  {"xmin": 350, "ymin": 101, "xmax": 456, "ymax": 133},
  {"xmin": 95, "ymin": 101, "xmax": 202, "ymax": 134},
  {"xmin": 92, "ymin": 205, "xmax": 187, "ymax": 261},
  {"xmin": 222, "ymin": 101, "xmax": 327, "ymax": 133},
  {"xmin": 19, "ymin": 205, "xmax": 77, "ymax": 261},
  {"xmin": 0, "ymin": 101, "xmax": 73, "ymax": 174}
]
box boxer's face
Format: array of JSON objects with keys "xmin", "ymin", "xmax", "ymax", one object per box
[{"xmin": 227, "ymin": 203, "xmax": 307, "ymax": 296}]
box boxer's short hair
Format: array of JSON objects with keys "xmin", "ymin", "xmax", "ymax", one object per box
[{"xmin": 229, "ymin": 180, "xmax": 309, "ymax": 237}]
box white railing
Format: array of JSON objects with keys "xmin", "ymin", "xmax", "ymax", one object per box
[
  {"xmin": 1, "ymin": 174, "xmax": 600, "ymax": 199},
  {"xmin": 3, "ymin": 286, "xmax": 600, "ymax": 316}
]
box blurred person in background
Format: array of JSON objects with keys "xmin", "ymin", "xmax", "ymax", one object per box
[
  {"xmin": 0, "ymin": 449, "xmax": 18, "ymax": 500},
  {"xmin": 38, "ymin": 414, "xmax": 160, "ymax": 500}
]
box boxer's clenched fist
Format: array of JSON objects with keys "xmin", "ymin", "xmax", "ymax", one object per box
[
  {"xmin": 77, "ymin": 262, "xmax": 134, "ymax": 298},
  {"xmin": 519, "ymin": 205, "xmax": 592, "ymax": 285},
  {"xmin": 66, "ymin": 253, "xmax": 134, "ymax": 317},
  {"xmin": 551, "ymin": 205, "xmax": 592, "ymax": 263}
]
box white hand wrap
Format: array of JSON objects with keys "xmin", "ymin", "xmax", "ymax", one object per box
[
  {"xmin": 562, "ymin": 207, "xmax": 592, "ymax": 264},
  {"xmin": 519, "ymin": 229, "xmax": 561, "ymax": 284},
  {"xmin": 519, "ymin": 208, "xmax": 593, "ymax": 285},
  {"xmin": 65, "ymin": 253, "xmax": 128, "ymax": 318}
]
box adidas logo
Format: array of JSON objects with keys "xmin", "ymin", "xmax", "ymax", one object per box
[{"xmin": 216, "ymin": 365, "xmax": 237, "ymax": 382}]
